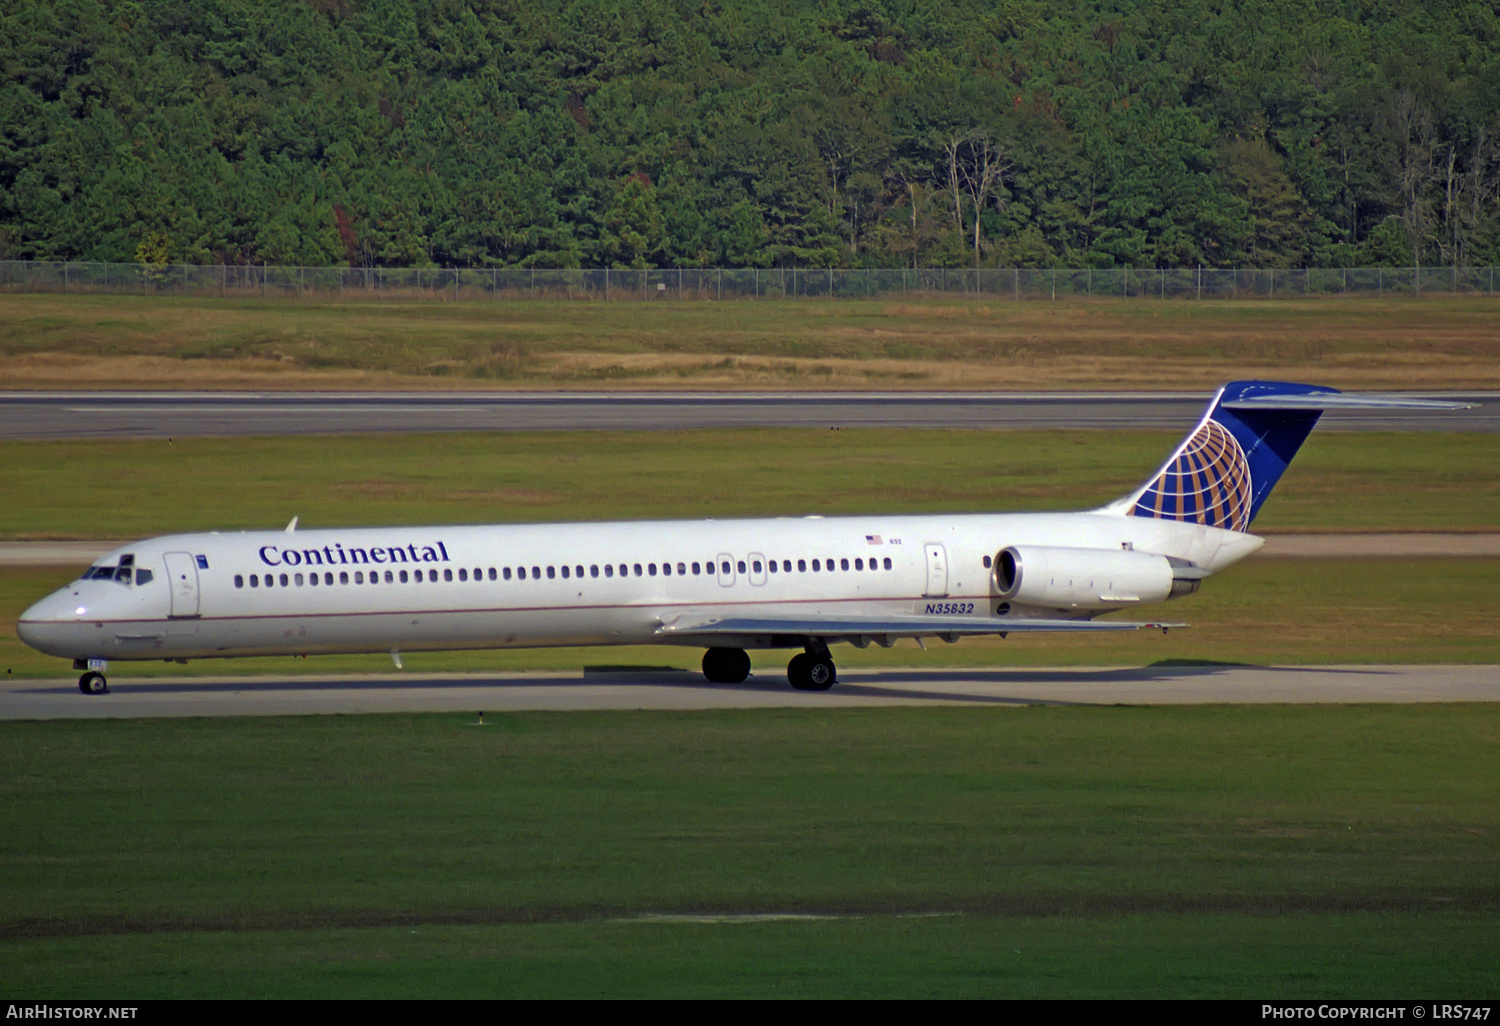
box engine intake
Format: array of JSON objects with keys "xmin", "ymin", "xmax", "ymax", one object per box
[{"xmin": 994, "ymin": 545, "xmax": 1192, "ymax": 610}]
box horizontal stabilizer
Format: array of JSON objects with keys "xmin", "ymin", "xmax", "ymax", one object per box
[
  {"xmin": 1221, "ymin": 393, "xmax": 1476, "ymax": 411},
  {"xmin": 658, "ymin": 614, "xmax": 1183, "ymax": 642}
]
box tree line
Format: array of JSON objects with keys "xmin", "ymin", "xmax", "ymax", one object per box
[{"xmin": 3, "ymin": 0, "xmax": 1498, "ymax": 270}]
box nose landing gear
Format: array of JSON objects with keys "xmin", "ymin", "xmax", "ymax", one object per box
[{"xmin": 78, "ymin": 671, "xmax": 108, "ymax": 695}]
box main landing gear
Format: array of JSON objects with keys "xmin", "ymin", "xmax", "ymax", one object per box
[
  {"xmin": 702, "ymin": 647, "xmax": 752, "ymax": 684},
  {"xmin": 78, "ymin": 671, "xmax": 108, "ymax": 695},
  {"xmin": 787, "ymin": 642, "xmax": 836, "ymax": 692},
  {"xmin": 700, "ymin": 644, "xmax": 838, "ymax": 691}
]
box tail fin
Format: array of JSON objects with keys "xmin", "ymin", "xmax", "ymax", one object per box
[{"xmin": 1098, "ymin": 380, "xmax": 1471, "ymax": 532}]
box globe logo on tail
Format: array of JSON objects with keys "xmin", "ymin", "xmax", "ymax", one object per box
[{"xmin": 1131, "ymin": 419, "xmax": 1253, "ymax": 532}]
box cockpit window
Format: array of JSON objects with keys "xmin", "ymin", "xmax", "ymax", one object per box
[{"xmin": 80, "ymin": 563, "xmax": 141, "ymax": 586}]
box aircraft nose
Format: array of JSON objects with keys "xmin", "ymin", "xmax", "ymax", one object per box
[{"xmin": 16, "ymin": 588, "xmax": 91, "ymax": 656}]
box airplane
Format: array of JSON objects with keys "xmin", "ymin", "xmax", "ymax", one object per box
[{"xmin": 17, "ymin": 381, "xmax": 1472, "ymax": 695}]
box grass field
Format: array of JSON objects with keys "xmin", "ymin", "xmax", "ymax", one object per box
[
  {"xmin": 4, "ymin": 428, "xmax": 1497, "ymax": 540},
  {"xmin": 3, "ymin": 427, "xmax": 1497, "ymax": 675},
  {"xmin": 1, "ymin": 293, "xmax": 1496, "ymax": 390},
  {"xmin": 3, "ymin": 706, "xmax": 1496, "ymax": 997}
]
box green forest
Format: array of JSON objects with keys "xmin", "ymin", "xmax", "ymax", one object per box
[{"xmin": 3, "ymin": 0, "xmax": 1498, "ymax": 270}]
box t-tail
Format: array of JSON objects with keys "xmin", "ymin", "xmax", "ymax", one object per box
[{"xmin": 1098, "ymin": 381, "xmax": 1475, "ymax": 533}]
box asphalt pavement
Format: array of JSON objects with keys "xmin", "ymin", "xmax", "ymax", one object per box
[{"xmin": 1, "ymin": 390, "xmax": 1493, "ymax": 439}]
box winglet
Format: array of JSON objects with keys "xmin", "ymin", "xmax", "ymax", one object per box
[{"xmin": 285, "ymin": 516, "xmax": 298, "ymax": 533}]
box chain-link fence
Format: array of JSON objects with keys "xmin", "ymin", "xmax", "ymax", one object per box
[{"xmin": 2, "ymin": 261, "xmax": 1496, "ymax": 300}]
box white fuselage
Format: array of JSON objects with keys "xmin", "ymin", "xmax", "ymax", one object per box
[{"xmin": 18, "ymin": 511, "xmax": 1261, "ymax": 663}]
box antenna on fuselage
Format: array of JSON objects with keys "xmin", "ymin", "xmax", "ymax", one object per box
[{"xmin": 285, "ymin": 516, "xmax": 298, "ymax": 533}]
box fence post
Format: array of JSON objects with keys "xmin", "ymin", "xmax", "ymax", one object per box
[
  {"xmin": 866, "ymin": 267, "xmax": 871, "ymax": 298},
  {"xmin": 1270, "ymin": 267, "xmax": 1274, "ymax": 299},
  {"xmin": 1051, "ymin": 268, "xmax": 1056, "ymax": 301},
  {"xmin": 1160, "ymin": 267, "xmax": 1164, "ymax": 300},
  {"xmin": 63, "ymin": 261, "xmax": 68, "ymax": 294},
  {"xmin": 828, "ymin": 267, "xmax": 833, "ymax": 296},
  {"xmin": 1378, "ymin": 267, "xmax": 1382, "ymax": 296},
  {"xmin": 718, "ymin": 267, "xmax": 722, "ymax": 301},
  {"xmin": 1013, "ymin": 267, "xmax": 1018, "ymax": 301},
  {"xmin": 1197, "ymin": 266, "xmax": 1201, "ymax": 300},
  {"xmin": 1087, "ymin": 268, "xmax": 1091, "ymax": 297}
]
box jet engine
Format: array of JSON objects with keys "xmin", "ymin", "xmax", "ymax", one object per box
[{"xmin": 993, "ymin": 545, "xmax": 1200, "ymax": 610}]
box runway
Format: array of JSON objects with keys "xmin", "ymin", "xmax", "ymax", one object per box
[
  {"xmin": 1, "ymin": 390, "xmax": 1493, "ymax": 439},
  {"xmin": 1, "ymin": 664, "xmax": 1495, "ymax": 718}
]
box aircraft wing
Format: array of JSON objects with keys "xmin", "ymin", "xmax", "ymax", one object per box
[{"xmin": 657, "ymin": 613, "xmax": 1183, "ymax": 644}]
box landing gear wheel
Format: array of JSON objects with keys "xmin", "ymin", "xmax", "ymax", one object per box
[
  {"xmin": 702, "ymin": 647, "xmax": 752, "ymax": 684},
  {"xmin": 78, "ymin": 671, "xmax": 108, "ymax": 695},
  {"xmin": 788, "ymin": 653, "xmax": 836, "ymax": 691}
]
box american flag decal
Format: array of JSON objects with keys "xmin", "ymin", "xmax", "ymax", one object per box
[{"xmin": 865, "ymin": 534, "xmax": 883, "ymax": 545}]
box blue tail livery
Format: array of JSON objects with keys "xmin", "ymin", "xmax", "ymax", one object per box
[{"xmin": 1103, "ymin": 381, "xmax": 1473, "ymax": 533}]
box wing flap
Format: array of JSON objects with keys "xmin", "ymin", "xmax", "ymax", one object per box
[{"xmin": 657, "ymin": 614, "xmax": 1183, "ymax": 642}]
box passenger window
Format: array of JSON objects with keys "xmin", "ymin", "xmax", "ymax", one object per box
[
  {"xmin": 841, "ymin": 558, "xmax": 849, "ymax": 571},
  {"xmin": 768, "ymin": 561, "xmax": 776, "ymax": 574},
  {"xmin": 354, "ymin": 572, "xmax": 363, "ymax": 584},
  {"xmin": 488, "ymin": 568, "xmax": 497, "ymax": 581},
  {"xmin": 883, "ymin": 557, "xmax": 892, "ymax": 569},
  {"xmin": 459, "ymin": 568, "xmax": 468, "ymax": 582},
  {"xmin": 648, "ymin": 563, "xmax": 657, "ymax": 576},
  {"xmin": 325, "ymin": 573, "xmax": 334, "ymax": 585},
  {"xmin": 590, "ymin": 565, "xmax": 599, "ymax": 578},
  {"xmin": 250, "ymin": 575, "xmax": 259, "ymax": 588},
  {"xmin": 737, "ymin": 560, "xmax": 746, "ymax": 574},
  {"xmin": 721, "ymin": 561, "xmax": 730, "ymax": 575},
  {"xmin": 516, "ymin": 567, "xmax": 525, "ymax": 580},
  {"xmin": 278, "ymin": 573, "xmax": 287, "ymax": 586},
  {"xmin": 576, "ymin": 566, "xmax": 584, "ymax": 579},
  {"xmin": 634, "ymin": 564, "xmax": 642, "ymax": 577},
  {"xmin": 783, "ymin": 560, "xmax": 792, "ymax": 572},
  {"xmin": 563, "ymin": 565, "xmax": 571, "ymax": 579},
  {"xmin": 340, "ymin": 572, "xmax": 349, "ymax": 584},
  {"xmin": 604, "ymin": 564, "xmax": 613, "ymax": 578},
  {"xmin": 385, "ymin": 570, "xmax": 394, "ymax": 583},
  {"xmin": 798, "ymin": 559, "xmax": 806, "ymax": 572},
  {"xmin": 826, "ymin": 558, "xmax": 834, "ymax": 571},
  {"xmin": 811, "ymin": 559, "xmax": 820, "ymax": 572},
  {"xmin": 533, "ymin": 566, "xmax": 541, "ymax": 579},
  {"xmin": 295, "ymin": 573, "xmax": 304, "ymax": 586},
  {"xmin": 677, "ymin": 563, "xmax": 686, "ymax": 575},
  {"xmin": 661, "ymin": 563, "xmax": 670, "ymax": 576},
  {"xmin": 692, "ymin": 562, "xmax": 701, "ymax": 575},
  {"xmin": 444, "ymin": 568, "xmax": 452, "ymax": 582},
  {"xmin": 234, "ymin": 575, "xmax": 244, "ymax": 589},
  {"xmin": 855, "ymin": 558, "xmax": 863, "ymax": 570},
  {"xmin": 752, "ymin": 560, "xmax": 762, "ymax": 573},
  {"xmin": 399, "ymin": 570, "xmax": 408, "ymax": 583},
  {"xmin": 547, "ymin": 566, "xmax": 556, "ymax": 579}
]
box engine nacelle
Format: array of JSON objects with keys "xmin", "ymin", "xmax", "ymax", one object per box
[{"xmin": 994, "ymin": 545, "xmax": 1186, "ymax": 610}]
